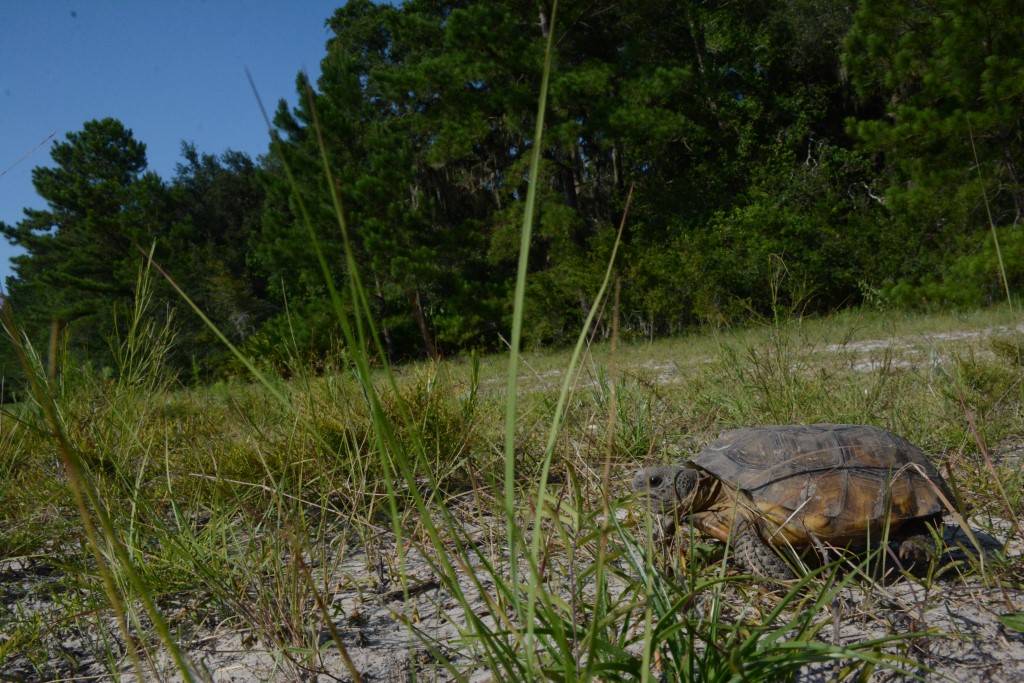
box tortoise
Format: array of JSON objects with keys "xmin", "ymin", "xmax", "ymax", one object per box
[{"xmin": 631, "ymin": 424, "xmax": 953, "ymax": 579}]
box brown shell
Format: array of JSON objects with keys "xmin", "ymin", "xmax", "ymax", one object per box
[{"xmin": 693, "ymin": 424, "xmax": 952, "ymax": 546}]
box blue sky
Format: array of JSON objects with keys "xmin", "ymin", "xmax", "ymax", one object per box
[{"xmin": 0, "ymin": 1, "xmax": 347, "ymax": 287}]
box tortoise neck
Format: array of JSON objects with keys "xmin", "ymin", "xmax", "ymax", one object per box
[{"xmin": 686, "ymin": 471, "xmax": 721, "ymax": 512}]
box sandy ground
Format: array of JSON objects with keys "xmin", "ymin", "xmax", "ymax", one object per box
[{"xmin": 3, "ymin": 507, "xmax": 1024, "ymax": 682}]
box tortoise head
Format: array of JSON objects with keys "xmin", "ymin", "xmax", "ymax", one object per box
[{"xmin": 632, "ymin": 465, "xmax": 705, "ymax": 514}]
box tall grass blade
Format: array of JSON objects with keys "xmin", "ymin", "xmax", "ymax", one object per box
[
  {"xmin": 503, "ymin": 3, "xmax": 561, "ymax": 631},
  {"xmin": 967, "ymin": 115, "xmax": 1015, "ymax": 315}
]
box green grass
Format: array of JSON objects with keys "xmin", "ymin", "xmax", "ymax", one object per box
[{"xmin": 3, "ymin": 293, "xmax": 1023, "ymax": 679}]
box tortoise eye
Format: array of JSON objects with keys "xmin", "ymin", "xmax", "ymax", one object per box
[{"xmin": 647, "ymin": 475, "xmax": 664, "ymax": 488}]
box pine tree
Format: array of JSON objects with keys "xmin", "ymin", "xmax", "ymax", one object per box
[
  {"xmin": 1, "ymin": 118, "xmax": 171, "ymax": 365},
  {"xmin": 164, "ymin": 144, "xmax": 271, "ymax": 376}
]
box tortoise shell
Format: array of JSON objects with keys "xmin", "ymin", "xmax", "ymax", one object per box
[{"xmin": 691, "ymin": 424, "xmax": 951, "ymax": 546}]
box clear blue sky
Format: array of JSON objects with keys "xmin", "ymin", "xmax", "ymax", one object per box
[{"xmin": 0, "ymin": 1, "xmax": 347, "ymax": 288}]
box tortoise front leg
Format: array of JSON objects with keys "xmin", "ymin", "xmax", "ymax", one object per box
[
  {"xmin": 692, "ymin": 511, "xmax": 795, "ymax": 580},
  {"xmin": 894, "ymin": 516, "xmax": 944, "ymax": 564},
  {"xmin": 732, "ymin": 521, "xmax": 795, "ymax": 580}
]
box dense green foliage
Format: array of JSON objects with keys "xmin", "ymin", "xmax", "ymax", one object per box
[
  {"xmin": 3, "ymin": 0, "xmax": 1023, "ymax": 382},
  {"xmin": 845, "ymin": 0, "xmax": 1024, "ymax": 305}
]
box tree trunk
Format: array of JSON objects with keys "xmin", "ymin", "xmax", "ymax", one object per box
[
  {"xmin": 47, "ymin": 318, "xmax": 63, "ymax": 384},
  {"xmin": 407, "ymin": 288, "xmax": 439, "ymax": 360},
  {"xmin": 374, "ymin": 273, "xmax": 396, "ymax": 363}
]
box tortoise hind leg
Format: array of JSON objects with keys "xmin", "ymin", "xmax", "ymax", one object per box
[{"xmin": 733, "ymin": 522, "xmax": 795, "ymax": 580}]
